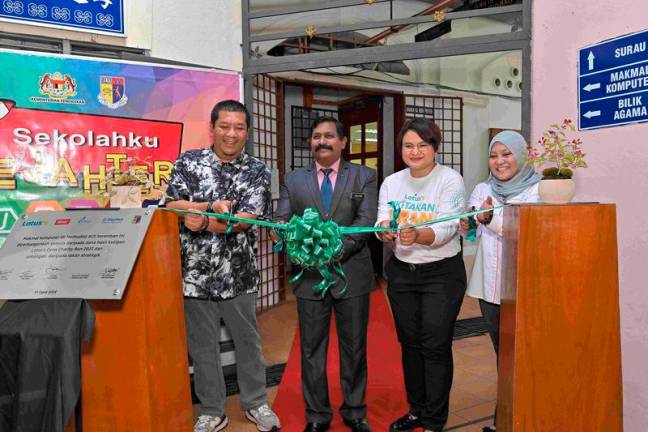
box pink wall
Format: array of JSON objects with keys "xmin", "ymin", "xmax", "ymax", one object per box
[{"xmin": 532, "ymin": 2, "xmax": 648, "ymax": 429}]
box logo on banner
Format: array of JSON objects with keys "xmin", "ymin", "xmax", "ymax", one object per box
[
  {"xmin": 22, "ymin": 219, "xmax": 47, "ymax": 227},
  {"xmin": 98, "ymin": 76, "xmax": 128, "ymax": 109},
  {"xmin": 30, "ymin": 72, "xmax": 85, "ymax": 105},
  {"xmin": 55, "ymin": 218, "xmax": 71, "ymax": 225}
]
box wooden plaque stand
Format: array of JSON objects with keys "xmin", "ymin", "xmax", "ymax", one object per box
[
  {"xmin": 79, "ymin": 210, "xmax": 193, "ymax": 431},
  {"xmin": 498, "ymin": 204, "xmax": 623, "ymax": 431}
]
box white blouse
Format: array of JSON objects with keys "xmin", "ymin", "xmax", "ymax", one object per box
[
  {"xmin": 466, "ymin": 182, "xmax": 540, "ymax": 304},
  {"xmin": 377, "ymin": 164, "xmax": 466, "ymax": 264}
]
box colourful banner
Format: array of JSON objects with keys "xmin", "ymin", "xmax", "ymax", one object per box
[{"xmin": 0, "ymin": 50, "xmax": 241, "ymax": 243}]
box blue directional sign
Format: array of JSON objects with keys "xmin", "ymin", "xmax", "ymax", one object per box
[
  {"xmin": 578, "ymin": 29, "xmax": 648, "ymax": 130},
  {"xmin": 0, "ymin": 0, "xmax": 125, "ymax": 36}
]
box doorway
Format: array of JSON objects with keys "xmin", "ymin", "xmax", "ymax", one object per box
[
  {"xmin": 339, "ymin": 95, "xmax": 384, "ymax": 274},
  {"xmin": 340, "ymin": 95, "xmax": 383, "ymax": 179}
]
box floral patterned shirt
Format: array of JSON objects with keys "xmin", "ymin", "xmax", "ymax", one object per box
[{"xmin": 166, "ymin": 148, "xmax": 271, "ymax": 299}]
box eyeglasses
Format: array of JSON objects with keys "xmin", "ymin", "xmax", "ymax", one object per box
[{"xmin": 402, "ymin": 142, "xmax": 433, "ymax": 153}]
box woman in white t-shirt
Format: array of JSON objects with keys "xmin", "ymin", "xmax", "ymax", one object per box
[
  {"xmin": 462, "ymin": 130, "xmax": 541, "ymax": 432},
  {"xmin": 376, "ymin": 118, "xmax": 467, "ymax": 432}
]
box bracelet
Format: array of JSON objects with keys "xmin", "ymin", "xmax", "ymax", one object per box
[{"xmin": 199, "ymin": 215, "xmax": 210, "ymax": 231}]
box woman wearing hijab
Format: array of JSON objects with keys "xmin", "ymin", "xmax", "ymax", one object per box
[{"xmin": 462, "ymin": 130, "xmax": 542, "ymax": 432}]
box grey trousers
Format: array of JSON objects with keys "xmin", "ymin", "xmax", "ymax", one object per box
[{"xmin": 184, "ymin": 293, "xmax": 267, "ymax": 417}]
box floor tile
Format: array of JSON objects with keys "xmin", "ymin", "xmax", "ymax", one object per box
[
  {"xmin": 454, "ymin": 400, "xmax": 496, "ymax": 421},
  {"xmin": 449, "ymin": 388, "xmax": 487, "ymax": 412}
]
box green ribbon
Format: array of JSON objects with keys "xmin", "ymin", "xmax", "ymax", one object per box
[
  {"xmin": 162, "ymin": 204, "xmax": 503, "ymax": 296},
  {"xmin": 164, "ymin": 208, "xmax": 284, "ymax": 229},
  {"xmin": 336, "ymin": 205, "xmax": 504, "ymax": 235}
]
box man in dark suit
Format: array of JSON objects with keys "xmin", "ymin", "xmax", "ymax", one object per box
[{"xmin": 275, "ymin": 117, "xmax": 377, "ymax": 432}]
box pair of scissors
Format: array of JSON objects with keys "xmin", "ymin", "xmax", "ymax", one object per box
[
  {"xmin": 225, "ymin": 200, "xmax": 237, "ymax": 235},
  {"xmin": 465, "ymin": 206, "xmax": 478, "ymax": 242}
]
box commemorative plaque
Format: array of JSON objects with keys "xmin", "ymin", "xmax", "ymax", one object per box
[{"xmin": 0, "ymin": 208, "xmax": 153, "ymax": 299}]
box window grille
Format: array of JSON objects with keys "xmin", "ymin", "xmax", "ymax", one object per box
[{"xmin": 405, "ymin": 95, "xmax": 463, "ymax": 174}]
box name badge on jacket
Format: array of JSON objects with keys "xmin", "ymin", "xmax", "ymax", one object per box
[{"xmin": 351, "ymin": 192, "xmax": 365, "ymax": 199}]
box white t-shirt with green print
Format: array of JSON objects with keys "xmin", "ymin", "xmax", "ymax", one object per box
[{"xmin": 377, "ymin": 164, "xmax": 466, "ymax": 264}]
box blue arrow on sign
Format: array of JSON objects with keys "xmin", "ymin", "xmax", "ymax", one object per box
[
  {"xmin": 580, "ymin": 90, "xmax": 648, "ymax": 130},
  {"xmin": 579, "ymin": 62, "xmax": 648, "ymax": 102},
  {"xmin": 579, "ymin": 30, "xmax": 648, "ymax": 75}
]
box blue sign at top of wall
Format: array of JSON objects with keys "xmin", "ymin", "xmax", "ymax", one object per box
[
  {"xmin": 578, "ymin": 29, "xmax": 648, "ymax": 130},
  {"xmin": 0, "ymin": 0, "xmax": 125, "ymax": 36}
]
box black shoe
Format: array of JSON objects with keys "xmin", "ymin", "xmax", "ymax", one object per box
[
  {"xmin": 482, "ymin": 428, "xmax": 496, "ymax": 432},
  {"xmin": 343, "ymin": 417, "xmax": 372, "ymax": 432},
  {"xmin": 390, "ymin": 413, "xmax": 422, "ymax": 432},
  {"xmin": 303, "ymin": 422, "xmax": 330, "ymax": 432}
]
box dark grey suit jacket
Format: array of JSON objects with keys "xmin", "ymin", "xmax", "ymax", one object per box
[{"xmin": 276, "ymin": 160, "xmax": 377, "ymax": 300}]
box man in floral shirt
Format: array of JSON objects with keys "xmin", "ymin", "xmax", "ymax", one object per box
[{"xmin": 166, "ymin": 100, "xmax": 280, "ymax": 432}]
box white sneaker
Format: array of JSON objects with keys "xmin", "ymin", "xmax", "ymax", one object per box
[
  {"xmin": 245, "ymin": 403, "xmax": 281, "ymax": 431},
  {"xmin": 194, "ymin": 414, "xmax": 228, "ymax": 432}
]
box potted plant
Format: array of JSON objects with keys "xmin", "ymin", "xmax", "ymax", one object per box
[{"xmin": 527, "ymin": 118, "xmax": 587, "ymax": 204}]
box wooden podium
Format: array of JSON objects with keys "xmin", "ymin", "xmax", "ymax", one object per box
[
  {"xmin": 79, "ymin": 210, "xmax": 193, "ymax": 431},
  {"xmin": 498, "ymin": 204, "xmax": 623, "ymax": 431}
]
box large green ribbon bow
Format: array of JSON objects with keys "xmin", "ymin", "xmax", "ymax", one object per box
[{"xmin": 278, "ymin": 208, "xmax": 346, "ymax": 296}]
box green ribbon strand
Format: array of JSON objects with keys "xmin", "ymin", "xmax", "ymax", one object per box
[
  {"xmin": 162, "ymin": 207, "xmax": 284, "ymax": 229},
  {"xmin": 162, "ymin": 203, "xmax": 503, "ymax": 295}
]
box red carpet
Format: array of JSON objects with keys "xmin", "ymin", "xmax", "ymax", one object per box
[{"xmin": 272, "ymin": 288, "xmax": 409, "ymax": 431}]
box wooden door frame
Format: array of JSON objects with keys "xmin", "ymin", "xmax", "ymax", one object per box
[{"xmin": 339, "ymin": 95, "xmax": 383, "ymax": 182}]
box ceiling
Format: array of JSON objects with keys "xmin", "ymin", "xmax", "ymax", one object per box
[{"xmin": 247, "ymin": 0, "xmax": 524, "ymax": 95}]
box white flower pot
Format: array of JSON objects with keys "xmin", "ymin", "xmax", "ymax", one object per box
[{"xmin": 538, "ymin": 178, "xmax": 576, "ymax": 204}]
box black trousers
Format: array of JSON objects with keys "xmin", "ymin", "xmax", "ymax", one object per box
[
  {"xmin": 386, "ymin": 253, "xmax": 466, "ymax": 430},
  {"xmin": 479, "ymin": 298, "xmax": 500, "ymax": 425},
  {"xmin": 479, "ymin": 298, "xmax": 500, "ymax": 356},
  {"xmin": 297, "ymin": 292, "xmax": 370, "ymax": 424}
]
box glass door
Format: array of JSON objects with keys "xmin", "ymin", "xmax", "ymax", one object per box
[{"xmin": 340, "ymin": 96, "xmax": 382, "ymax": 181}]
